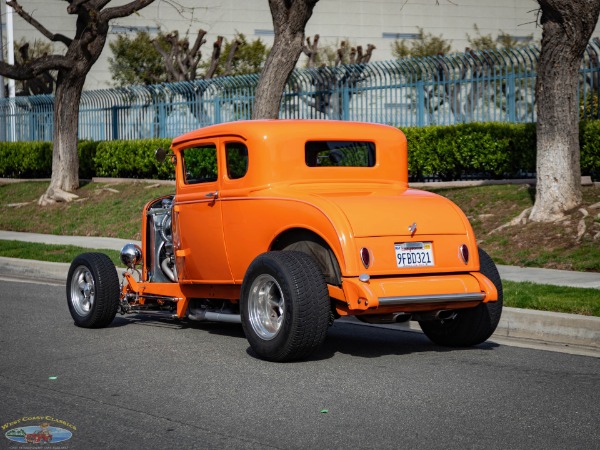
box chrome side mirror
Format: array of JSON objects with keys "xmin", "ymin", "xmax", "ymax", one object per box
[{"xmin": 155, "ymin": 147, "xmax": 167, "ymax": 163}]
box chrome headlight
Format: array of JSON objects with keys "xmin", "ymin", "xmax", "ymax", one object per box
[{"xmin": 120, "ymin": 243, "xmax": 142, "ymax": 268}]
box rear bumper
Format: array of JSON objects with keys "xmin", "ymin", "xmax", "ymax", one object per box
[
  {"xmin": 378, "ymin": 292, "xmax": 484, "ymax": 306},
  {"xmin": 329, "ymin": 272, "xmax": 498, "ymax": 315}
]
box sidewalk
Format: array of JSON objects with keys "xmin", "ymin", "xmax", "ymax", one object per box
[
  {"xmin": 0, "ymin": 231, "xmax": 599, "ymax": 355},
  {"xmin": 0, "ymin": 230, "xmax": 138, "ymax": 251},
  {"xmin": 1, "ymin": 230, "xmax": 599, "ymax": 289}
]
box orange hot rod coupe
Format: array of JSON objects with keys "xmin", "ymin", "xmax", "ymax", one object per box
[{"xmin": 67, "ymin": 120, "xmax": 502, "ymax": 362}]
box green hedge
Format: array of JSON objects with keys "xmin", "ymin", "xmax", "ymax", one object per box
[
  {"xmin": 0, "ymin": 122, "xmax": 598, "ymax": 180},
  {"xmin": 0, "ymin": 140, "xmax": 102, "ymax": 179},
  {"xmin": 0, "ymin": 138, "xmax": 173, "ymax": 179},
  {"xmin": 401, "ymin": 122, "xmax": 537, "ymax": 181},
  {"xmin": 93, "ymin": 138, "xmax": 173, "ymax": 179},
  {"xmin": 0, "ymin": 141, "xmax": 52, "ymax": 178},
  {"xmin": 580, "ymin": 120, "xmax": 600, "ymax": 178},
  {"xmin": 78, "ymin": 140, "xmax": 102, "ymax": 179},
  {"xmin": 401, "ymin": 121, "xmax": 599, "ymax": 181}
]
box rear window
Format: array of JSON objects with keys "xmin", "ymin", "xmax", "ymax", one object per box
[{"xmin": 305, "ymin": 141, "xmax": 375, "ymax": 167}]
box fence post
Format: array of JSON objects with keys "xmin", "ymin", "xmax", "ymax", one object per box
[
  {"xmin": 29, "ymin": 107, "xmax": 35, "ymax": 142},
  {"xmin": 416, "ymin": 81, "xmax": 425, "ymax": 127},
  {"xmin": 214, "ymin": 98, "xmax": 221, "ymax": 124},
  {"xmin": 111, "ymin": 106, "xmax": 119, "ymax": 140},
  {"xmin": 507, "ymin": 72, "xmax": 516, "ymax": 122},
  {"xmin": 342, "ymin": 85, "xmax": 350, "ymax": 121},
  {"xmin": 157, "ymin": 102, "xmax": 166, "ymax": 138}
]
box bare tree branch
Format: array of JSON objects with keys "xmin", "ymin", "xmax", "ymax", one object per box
[
  {"xmin": 102, "ymin": 0, "xmax": 156, "ymax": 21},
  {"xmin": 360, "ymin": 44, "xmax": 376, "ymax": 63},
  {"xmin": 223, "ymin": 38, "xmax": 241, "ymax": 76},
  {"xmin": 204, "ymin": 36, "xmax": 223, "ymax": 79},
  {"xmin": 189, "ymin": 29, "xmax": 208, "ymax": 61},
  {"xmin": 154, "ymin": 34, "xmax": 180, "ymax": 81},
  {"xmin": 65, "ymin": 0, "xmax": 93, "ymax": 12},
  {"xmin": 0, "ymin": 55, "xmax": 71, "ymax": 80},
  {"xmin": 302, "ymin": 34, "xmax": 320, "ymax": 68},
  {"xmin": 336, "ymin": 41, "xmax": 347, "ymax": 66},
  {"xmin": 8, "ymin": 0, "xmax": 72, "ymax": 46}
]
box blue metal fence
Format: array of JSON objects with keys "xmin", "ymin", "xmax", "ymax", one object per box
[{"xmin": 1, "ymin": 42, "xmax": 599, "ymax": 142}]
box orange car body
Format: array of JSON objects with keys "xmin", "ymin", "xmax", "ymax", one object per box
[{"xmin": 125, "ymin": 120, "xmax": 497, "ymax": 319}]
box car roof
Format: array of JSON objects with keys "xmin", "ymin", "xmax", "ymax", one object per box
[{"xmin": 170, "ymin": 120, "xmax": 402, "ymax": 148}]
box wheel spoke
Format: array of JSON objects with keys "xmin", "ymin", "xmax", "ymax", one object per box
[
  {"xmin": 267, "ymin": 297, "xmax": 280, "ymax": 309},
  {"xmin": 248, "ymin": 274, "xmax": 285, "ymax": 340}
]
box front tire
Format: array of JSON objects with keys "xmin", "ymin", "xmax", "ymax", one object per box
[
  {"xmin": 67, "ymin": 253, "xmax": 120, "ymax": 328},
  {"xmin": 240, "ymin": 251, "xmax": 330, "ymax": 362},
  {"xmin": 419, "ymin": 248, "xmax": 503, "ymax": 347}
]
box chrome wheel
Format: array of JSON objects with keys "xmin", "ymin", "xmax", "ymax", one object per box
[
  {"xmin": 247, "ymin": 274, "xmax": 285, "ymax": 340},
  {"xmin": 70, "ymin": 265, "xmax": 96, "ymax": 317}
]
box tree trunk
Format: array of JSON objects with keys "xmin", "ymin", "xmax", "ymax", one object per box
[
  {"xmin": 38, "ymin": 71, "xmax": 85, "ymax": 205},
  {"xmin": 253, "ymin": 0, "xmax": 319, "ymax": 119},
  {"xmin": 529, "ymin": 0, "xmax": 600, "ymax": 222}
]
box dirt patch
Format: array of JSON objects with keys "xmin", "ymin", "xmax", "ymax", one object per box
[{"xmin": 429, "ymin": 184, "xmax": 600, "ymax": 272}]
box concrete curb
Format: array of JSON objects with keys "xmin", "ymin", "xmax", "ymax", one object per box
[
  {"xmin": 495, "ymin": 307, "xmax": 600, "ymax": 349},
  {"xmin": 0, "ymin": 256, "xmax": 69, "ymax": 282},
  {"xmin": 1, "ymin": 256, "xmax": 598, "ymax": 353}
]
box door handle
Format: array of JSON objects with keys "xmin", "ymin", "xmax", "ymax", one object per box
[{"xmin": 205, "ymin": 191, "xmax": 219, "ymax": 199}]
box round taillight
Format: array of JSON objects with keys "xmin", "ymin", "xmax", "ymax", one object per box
[
  {"xmin": 459, "ymin": 244, "xmax": 469, "ymax": 265},
  {"xmin": 360, "ymin": 247, "xmax": 371, "ymax": 268}
]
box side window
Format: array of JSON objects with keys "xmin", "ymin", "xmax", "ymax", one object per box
[
  {"xmin": 225, "ymin": 142, "xmax": 249, "ymax": 179},
  {"xmin": 182, "ymin": 145, "xmax": 217, "ymax": 184}
]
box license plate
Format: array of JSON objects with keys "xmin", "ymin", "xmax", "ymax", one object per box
[{"xmin": 395, "ymin": 242, "xmax": 434, "ymax": 268}]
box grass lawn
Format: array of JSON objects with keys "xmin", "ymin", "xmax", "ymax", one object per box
[
  {"xmin": 2, "ymin": 181, "xmax": 599, "ymax": 317},
  {"xmin": 0, "ymin": 181, "xmax": 175, "ymax": 240},
  {"xmin": 503, "ymin": 280, "xmax": 600, "ymax": 316},
  {"xmin": 0, "ymin": 240, "xmax": 121, "ymax": 266}
]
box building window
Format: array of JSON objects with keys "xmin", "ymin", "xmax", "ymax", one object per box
[
  {"xmin": 255, "ymin": 29, "xmax": 275, "ymax": 36},
  {"xmin": 111, "ymin": 25, "xmax": 160, "ymax": 34},
  {"xmin": 503, "ymin": 35, "xmax": 532, "ymax": 42},
  {"xmin": 382, "ymin": 32, "xmax": 419, "ymax": 40}
]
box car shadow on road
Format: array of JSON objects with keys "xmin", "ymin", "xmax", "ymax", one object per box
[
  {"xmin": 182, "ymin": 319, "xmax": 247, "ymax": 339},
  {"xmin": 111, "ymin": 314, "xmax": 499, "ymax": 361},
  {"xmin": 306, "ymin": 320, "xmax": 500, "ymax": 361},
  {"xmin": 112, "ymin": 314, "xmax": 248, "ymax": 339}
]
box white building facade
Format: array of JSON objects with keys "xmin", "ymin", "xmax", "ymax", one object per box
[{"xmin": 1, "ymin": 0, "xmax": 593, "ymax": 90}]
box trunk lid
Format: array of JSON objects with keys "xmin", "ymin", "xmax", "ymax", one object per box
[{"xmin": 316, "ymin": 188, "xmax": 467, "ymax": 237}]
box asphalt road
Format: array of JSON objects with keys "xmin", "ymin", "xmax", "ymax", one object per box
[{"xmin": 1, "ymin": 278, "xmax": 599, "ymax": 449}]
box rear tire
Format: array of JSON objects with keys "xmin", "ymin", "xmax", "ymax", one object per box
[
  {"xmin": 419, "ymin": 248, "xmax": 503, "ymax": 347},
  {"xmin": 240, "ymin": 251, "xmax": 330, "ymax": 362},
  {"xmin": 67, "ymin": 253, "xmax": 120, "ymax": 328}
]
